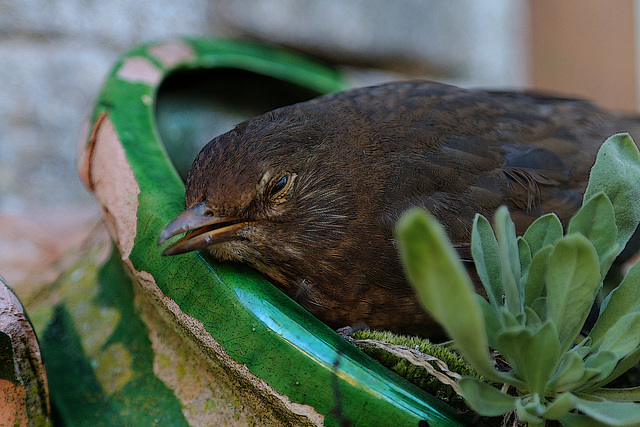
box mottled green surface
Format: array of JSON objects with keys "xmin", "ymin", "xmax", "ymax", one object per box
[
  {"xmin": 62, "ymin": 38, "xmax": 464, "ymax": 426},
  {"xmin": 40, "ymin": 250, "xmax": 189, "ymax": 427}
]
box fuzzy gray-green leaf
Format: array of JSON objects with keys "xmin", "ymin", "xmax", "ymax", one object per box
[
  {"xmin": 547, "ymin": 350, "xmax": 586, "ymax": 393},
  {"xmin": 583, "ymin": 133, "xmax": 640, "ymax": 254},
  {"xmin": 580, "ymin": 351, "xmax": 618, "ymax": 386},
  {"xmin": 523, "ymin": 321, "xmax": 561, "ymax": 395},
  {"xmin": 518, "ymin": 236, "xmax": 532, "ymax": 282},
  {"xmin": 458, "ymin": 377, "xmax": 516, "ymax": 416},
  {"xmin": 477, "ymin": 295, "xmax": 501, "ymax": 349},
  {"xmin": 597, "ymin": 312, "xmax": 640, "ymax": 360},
  {"xmin": 471, "ymin": 213, "xmax": 503, "ymax": 311},
  {"xmin": 524, "ymin": 245, "xmax": 553, "ymax": 308},
  {"xmin": 525, "ymin": 306, "xmax": 542, "ymax": 330},
  {"xmin": 523, "ymin": 212, "xmax": 563, "ymax": 256},
  {"xmin": 494, "ymin": 206, "xmax": 522, "ymax": 314},
  {"xmin": 567, "ymin": 192, "xmax": 617, "ymax": 262},
  {"xmin": 588, "ymin": 383, "xmax": 640, "ymax": 402},
  {"xmin": 590, "ymin": 258, "xmax": 640, "ymax": 347},
  {"xmin": 573, "ymin": 396, "xmax": 640, "ymax": 426},
  {"xmin": 546, "ymin": 234, "xmax": 601, "ymax": 353},
  {"xmin": 515, "ymin": 396, "xmax": 545, "ymax": 424},
  {"xmin": 597, "ymin": 346, "xmax": 640, "ymax": 391},
  {"xmin": 543, "ymin": 392, "xmax": 577, "ymax": 420},
  {"xmin": 531, "ymin": 297, "xmax": 548, "ymax": 321},
  {"xmin": 495, "ymin": 325, "xmax": 558, "ymax": 392},
  {"xmin": 558, "ymin": 412, "xmax": 608, "ymax": 427},
  {"xmin": 599, "ymin": 242, "xmax": 622, "ymax": 278}
]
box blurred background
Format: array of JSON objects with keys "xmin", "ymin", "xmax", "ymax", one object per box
[{"xmin": 1, "ymin": 0, "xmax": 639, "ymax": 289}]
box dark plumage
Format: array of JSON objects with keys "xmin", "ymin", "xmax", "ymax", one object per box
[{"xmin": 158, "ymin": 80, "xmax": 640, "ymax": 339}]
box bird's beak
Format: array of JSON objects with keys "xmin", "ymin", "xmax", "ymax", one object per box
[{"xmin": 157, "ymin": 202, "xmax": 251, "ymax": 256}]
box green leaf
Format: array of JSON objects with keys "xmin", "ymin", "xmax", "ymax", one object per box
[
  {"xmin": 525, "ymin": 306, "xmax": 542, "ymax": 330},
  {"xmin": 496, "ymin": 322, "xmax": 560, "ymax": 394},
  {"xmin": 597, "ymin": 312, "xmax": 640, "ymax": 360},
  {"xmin": 573, "ymin": 396, "xmax": 640, "ymax": 426},
  {"xmin": 531, "ymin": 297, "xmax": 548, "ymax": 320},
  {"xmin": 523, "ymin": 212, "xmax": 564, "ymax": 256},
  {"xmin": 589, "ymin": 347, "xmax": 640, "ymax": 391},
  {"xmin": 471, "ymin": 214, "xmax": 503, "ymax": 312},
  {"xmin": 476, "ymin": 295, "xmax": 501, "ymax": 349},
  {"xmin": 543, "ymin": 392, "xmax": 577, "ymax": 420},
  {"xmin": 583, "ymin": 133, "xmax": 640, "ymax": 254},
  {"xmin": 524, "ymin": 321, "xmax": 562, "ymax": 395},
  {"xmin": 396, "ymin": 208, "xmax": 510, "ymax": 383},
  {"xmin": 515, "ymin": 395, "xmax": 545, "ymax": 424},
  {"xmin": 494, "ymin": 206, "xmax": 522, "ymax": 314},
  {"xmin": 588, "ymin": 386, "xmax": 640, "ymax": 402},
  {"xmin": 524, "ymin": 245, "xmax": 553, "ymax": 307},
  {"xmin": 548, "ymin": 350, "xmax": 587, "ymax": 393},
  {"xmin": 559, "ymin": 411, "xmax": 611, "ymax": 427},
  {"xmin": 458, "ymin": 377, "xmax": 516, "ymax": 416},
  {"xmin": 567, "ymin": 192, "xmax": 617, "ymax": 262},
  {"xmin": 599, "ymin": 243, "xmax": 621, "ymax": 278},
  {"xmin": 501, "ymin": 307, "xmax": 523, "ymax": 329},
  {"xmin": 518, "ymin": 236, "xmax": 532, "ymax": 283},
  {"xmin": 590, "ymin": 259, "xmax": 640, "ymax": 347},
  {"xmin": 546, "ymin": 234, "xmax": 601, "ymax": 353},
  {"xmin": 579, "ymin": 351, "xmax": 618, "ymax": 387}
]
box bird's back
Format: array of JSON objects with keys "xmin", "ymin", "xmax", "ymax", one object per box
[{"xmin": 303, "ymin": 81, "xmax": 640, "ymax": 243}]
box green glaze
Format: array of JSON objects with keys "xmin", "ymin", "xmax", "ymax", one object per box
[
  {"xmin": 38, "ymin": 238, "xmax": 319, "ymax": 426},
  {"xmin": 40, "ymin": 249, "xmax": 190, "ymax": 427},
  {"xmin": 86, "ymin": 38, "xmax": 464, "ymax": 425}
]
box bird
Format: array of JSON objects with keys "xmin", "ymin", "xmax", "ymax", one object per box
[{"xmin": 157, "ymin": 80, "xmax": 640, "ymax": 340}]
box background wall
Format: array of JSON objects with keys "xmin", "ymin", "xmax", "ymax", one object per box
[
  {"xmin": 0, "ymin": 0, "xmax": 220, "ymax": 215},
  {"xmin": 530, "ymin": 0, "xmax": 638, "ymax": 112},
  {"xmin": 1, "ymin": 0, "xmax": 638, "ymax": 288},
  {"xmin": 0, "ymin": 0, "xmax": 528, "ymax": 216}
]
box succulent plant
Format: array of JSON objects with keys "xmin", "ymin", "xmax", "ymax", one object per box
[{"xmin": 397, "ymin": 133, "xmax": 640, "ymax": 426}]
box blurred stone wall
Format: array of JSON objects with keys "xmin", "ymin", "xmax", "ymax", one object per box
[
  {"xmin": 0, "ymin": 0, "xmax": 528, "ymax": 216},
  {"xmin": 0, "ymin": 0, "xmax": 222, "ymax": 214}
]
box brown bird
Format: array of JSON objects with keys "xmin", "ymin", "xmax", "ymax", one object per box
[{"xmin": 158, "ymin": 80, "xmax": 640, "ymax": 339}]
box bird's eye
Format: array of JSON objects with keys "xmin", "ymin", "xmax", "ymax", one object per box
[
  {"xmin": 268, "ymin": 173, "xmax": 296, "ymax": 203},
  {"xmin": 271, "ymin": 175, "xmax": 288, "ymax": 196}
]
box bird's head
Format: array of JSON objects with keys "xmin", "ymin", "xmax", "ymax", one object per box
[{"xmin": 157, "ymin": 106, "xmax": 363, "ymax": 285}]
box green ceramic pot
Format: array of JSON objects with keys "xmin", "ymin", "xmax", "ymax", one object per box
[{"xmin": 64, "ymin": 38, "xmax": 464, "ymax": 426}]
